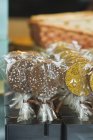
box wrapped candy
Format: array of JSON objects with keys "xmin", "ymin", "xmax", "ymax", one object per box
[
  {"xmin": 26, "ymin": 59, "xmax": 67, "ymax": 122},
  {"xmin": 1, "ymin": 42, "xmax": 93, "ymax": 123},
  {"xmin": 47, "ymin": 41, "xmax": 88, "ymax": 66},
  {"xmin": 47, "ymin": 41, "xmax": 93, "ymax": 121},
  {"xmin": 1, "ymin": 50, "xmax": 67, "ymax": 122},
  {"xmin": 1, "ymin": 51, "xmax": 44, "ymax": 122}
]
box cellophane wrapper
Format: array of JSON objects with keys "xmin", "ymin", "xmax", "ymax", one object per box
[
  {"xmin": 1, "ymin": 41, "xmax": 93, "ymax": 124},
  {"xmin": 0, "ymin": 50, "xmax": 68, "ymax": 123},
  {"xmin": 47, "ymin": 41, "xmax": 93, "ymax": 121},
  {"xmin": 0, "ymin": 51, "xmax": 41, "ymax": 123}
]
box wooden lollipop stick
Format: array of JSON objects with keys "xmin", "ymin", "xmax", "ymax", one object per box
[
  {"xmin": 56, "ymin": 101, "xmax": 63, "ymax": 113},
  {"xmin": 55, "ymin": 93, "xmax": 69, "ymax": 113},
  {"xmin": 49, "ymin": 96, "xmax": 60, "ymax": 102},
  {"xmin": 24, "ymin": 99, "xmax": 41, "ymax": 105}
]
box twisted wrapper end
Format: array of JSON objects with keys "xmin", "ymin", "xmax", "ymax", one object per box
[
  {"xmin": 64, "ymin": 94, "xmax": 93, "ymax": 121},
  {"xmin": 37, "ymin": 103, "xmax": 57, "ymax": 122},
  {"xmin": 17, "ymin": 94, "xmax": 36, "ymax": 122},
  {"xmin": 9, "ymin": 93, "xmax": 36, "ymax": 122}
]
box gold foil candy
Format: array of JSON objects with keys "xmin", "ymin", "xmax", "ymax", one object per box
[
  {"xmin": 65, "ymin": 62, "xmax": 91, "ymax": 96},
  {"xmin": 90, "ymin": 72, "xmax": 93, "ymax": 91},
  {"xmin": 70, "ymin": 57, "xmax": 89, "ymax": 66},
  {"xmin": 60, "ymin": 50, "xmax": 88, "ymax": 66},
  {"xmin": 54, "ymin": 45, "xmax": 69, "ymax": 54}
]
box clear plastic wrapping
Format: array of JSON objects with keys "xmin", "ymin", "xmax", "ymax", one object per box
[
  {"xmin": 47, "ymin": 41, "xmax": 93, "ymax": 121},
  {"xmin": 1, "ymin": 50, "xmax": 67, "ymax": 123},
  {"xmin": 1, "ymin": 42, "xmax": 93, "ymax": 124},
  {"xmin": 3, "ymin": 51, "xmax": 42, "ymax": 123}
]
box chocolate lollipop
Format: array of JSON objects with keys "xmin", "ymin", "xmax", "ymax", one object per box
[
  {"xmin": 65, "ymin": 62, "xmax": 92, "ymax": 96},
  {"xmin": 7, "ymin": 57, "xmax": 43, "ymax": 122},
  {"xmin": 27, "ymin": 59, "xmax": 64, "ymax": 98},
  {"xmin": 48, "ymin": 42, "xmax": 92, "ymax": 96},
  {"xmin": 8, "ymin": 59, "xmax": 34, "ymax": 93},
  {"xmin": 90, "ymin": 72, "xmax": 93, "ymax": 91},
  {"xmin": 8, "ymin": 52, "xmax": 44, "ymax": 93},
  {"xmin": 27, "ymin": 59, "xmax": 65, "ymax": 122}
]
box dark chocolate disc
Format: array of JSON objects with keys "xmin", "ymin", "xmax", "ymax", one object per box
[
  {"xmin": 27, "ymin": 60, "xmax": 64, "ymax": 100},
  {"xmin": 8, "ymin": 59, "xmax": 35, "ymax": 93}
]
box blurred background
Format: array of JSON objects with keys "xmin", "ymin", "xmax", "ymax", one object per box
[
  {"xmin": 8, "ymin": 0, "xmax": 93, "ymax": 51},
  {"xmin": 0, "ymin": 0, "xmax": 93, "ymax": 54},
  {"xmin": 9, "ymin": 0, "xmax": 93, "ymax": 17}
]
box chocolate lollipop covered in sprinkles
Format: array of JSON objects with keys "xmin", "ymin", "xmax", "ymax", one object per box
[
  {"xmin": 27, "ymin": 59, "xmax": 64, "ymax": 101},
  {"xmin": 8, "ymin": 59, "xmax": 35, "ymax": 93},
  {"xmin": 7, "ymin": 52, "xmax": 45, "ymax": 93},
  {"xmin": 27, "ymin": 59, "xmax": 66, "ymax": 122}
]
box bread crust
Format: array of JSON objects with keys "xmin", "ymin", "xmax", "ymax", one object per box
[{"xmin": 29, "ymin": 11, "xmax": 93, "ymax": 48}]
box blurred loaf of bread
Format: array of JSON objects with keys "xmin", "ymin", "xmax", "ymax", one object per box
[{"xmin": 29, "ymin": 11, "xmax": 93, "ymax": 48}]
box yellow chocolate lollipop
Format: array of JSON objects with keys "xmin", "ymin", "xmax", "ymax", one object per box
[
  {"xmin": 65, "ymin": 62, "xmax": 91, "ymax": 96},
  {"xmin": 60, "ymin": 50, "xmax": 89, "ymax": 67},
  {"xmin": 54, "ymin": 44, "xmax": 70, "ymax": 54},
  {"xmin": 90, "ymin": 72, "xmax": 93, "ymax": 91}
]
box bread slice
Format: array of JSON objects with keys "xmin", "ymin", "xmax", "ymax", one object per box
[{"xmin": 29, "ymin": 11, "xmax": 93, "ymax": 48}]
